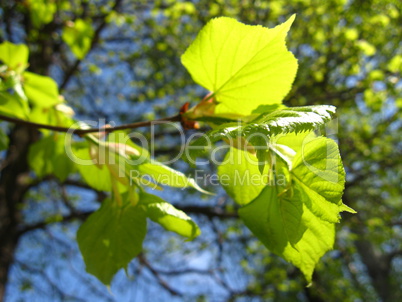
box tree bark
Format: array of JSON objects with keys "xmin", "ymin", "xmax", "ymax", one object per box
[
  {"xmin": 0, "ymin": 126, "xmax": 39, "ymax": 301},
  {"xmin": 355, "ymin": 238, "xmax": 392, "ymax": 302}
]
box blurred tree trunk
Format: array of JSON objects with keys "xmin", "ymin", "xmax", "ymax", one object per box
[
  {"xmin": 0, "ymin": 126, "xmax": 39, "ymax": 300},
  {"xmin": 355, "ymin": 236, "xmax": 392, "ymax": 302}
]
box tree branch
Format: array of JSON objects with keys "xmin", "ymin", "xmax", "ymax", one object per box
[
  {"xmin": 17, "ymin": 211, "xmax": 92, "ymax": 238},
  {"xmin": 138, "ymin": 254, "xmax": 182, "ymax": 297},
  {"xmin": 59, "ymin": 0, "xmax": 124, "ymax": 91},
  {"xmin": 0, "ymin": 113, "xmax": 181, "ymax": 135},
  {"xmin": 176, "ymin": 205, "xmax": 238, "ymax": 219}
]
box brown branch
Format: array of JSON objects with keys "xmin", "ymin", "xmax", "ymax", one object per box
[
  {"xmin": 0, "ymin": 113, "xmax": 181, "ymax": 135},
  {"xmin": 138, "ymin": 254, "xmax": 182, "ymax": 297},
  {"xmin": 175, "ymin": 205, "xmax": 238, "ymax": 219},
  {"xmin": 17, "ymin": 211, "xmax": 93, "ymax": 238}
]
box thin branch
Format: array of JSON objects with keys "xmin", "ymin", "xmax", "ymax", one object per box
[
  {"xmin": 60, "ymin": 0, "xmax": 124, "ymax": 91},
  {"xmin": 15, "ymin": 260, "xmax": 87, "ymax": 302},
  {"xmin": 17, "ymin": 211, "xmax": 93, "ymax": 237},
  {"xmin": 138, "ymin": 254, "xmax": 182, "ymax": 297},
  {"xmin": 175, "ymin": 205, "xmax": 238, "ymax": 219},
  {"xmin": 0, "ymin": 113, "xmax": 181, "ymax": 135}
]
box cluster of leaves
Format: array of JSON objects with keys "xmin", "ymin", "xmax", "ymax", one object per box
[
  {"xmin": 0, "ymin": 41, "xmax": 205, "ymax": 285},
  {"xmin": 0, "ymin": 14, "xmax": 355, "ymax": 286}
]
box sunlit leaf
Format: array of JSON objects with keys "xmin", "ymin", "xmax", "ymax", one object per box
[
  {"xmin": 26, "ymin": 0, "xmax": 56, "ymax": 28},
  {"xmin": 181, "ymin": 15, "xmax": 298, "ymax": 115},
  {"xmin": 72, "ymin": 144, "xmax": 113, "ymax": 191},
  {"xmin": 137, "ymin": 160, "xmax": 211, "ymax": 194},
  {"xmin": 239, "ymin": 185, "xmax": 335, "ymax": 284},
  {"xmin": 62, "ymin": 19, "xmax": 94, "ymax": 59},
  {"xmin": 187, "ymin": 105, "xmax": 336, "ymax": 160},
  {"xmin": 0, "ymin": 92, "xmax": 30, "ymax": 119},
  {"xmin": 28, "ymin": 134, "xmax": 75, "ymax": 181},
  {"xmin": 23, "ymin": 72, "xmax": 61, "ymax": 107},
  {"xmin": 217, "ymin": 147, "xmax": 266, "ymax": 205},
  {"xmin": 0, "ymin": 42, "xmax": 29, "ymax": 73},
  {"xmin": 140, "ymin": 191, "xmax": 200, "ymax": 240},
  {"xmin": 239, "ymin": 137, "xmax": 354, "ymax": 283}
]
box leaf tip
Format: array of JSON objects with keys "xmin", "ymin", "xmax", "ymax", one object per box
[
  {"xmin": 340, "ymin": 203, "xmax": 357, "ymax": 214},
  {"xmin": 283, "ymin": 14, "xmax": 296, "ymax": 29}
]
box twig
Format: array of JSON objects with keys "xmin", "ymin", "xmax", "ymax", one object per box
[
  {"xmin": 60, "ymin": 0, "xmax": 124, "ymax": 90},
  {"xmin": 0, "ymin": 113, "xmax": 181, "ymax": 135},
  {"xmin": 17, "ymin": 211, "xmax": 93, "ymax": 237},
  {"xmin": 138, "ymin": 254, "xmax": 182, "ymax": 297}
]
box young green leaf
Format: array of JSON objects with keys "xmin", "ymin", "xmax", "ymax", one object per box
[
  {"xmin": 23, "ymin": 72, "xmax": 61, "ymax": 107},
  {"xmin": 0, "ymin": 92, "xmax": 30, "ymax": 119},
  {"xmin": 26, "ymin": 0, "xmax": 56, "ymax": 28},
  {"xmin": 140, "ymin": 191, "xmax": 201, "ymax": 240},
  {"xmin": 291, "ymin": 137, "xmax": 355, "ymax": 222},
  {"xmin": 187, "ymin": 105, "xmax": 336, "ymax": 160},
  {"xmin": 72, "ymin": 145, "xmax": 113, "ymax": 192},
  {"xmin": 28, "ymin": 134, "xmax": 75, "ymax": 181},
  {"xmin": 137, "ymin": 160, "xmax": 211, "ymax": 194},
  {"xmin": 62, "ymin": 19, "xmax": 94, "ymax": 60},
  {"xmin": 239, "ymin": 185, "xmax": 335, "ymax": 285},
  {"xmin": 181, "ymin": 15, "xmax": 297, "ymax": 115},
  {"xmin": 238, "ymin": 137, "xmax": 354, "ymax": 283},
  {"xmin": 0, "ymin": 41, "xmax": 29, "ymax": 73},
  {"xmin": 77, "ymin": 198, "xmax": 147, "ymax": 285},
  {"xmin": 217, "ymin": 147, "xmax": 266, "ymax": 205}
]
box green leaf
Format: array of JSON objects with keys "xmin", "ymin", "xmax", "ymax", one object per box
[
  {"xmin": 62, "ymin": 19, "xmax": 94, "ymax": 60},
  {"xmin": 107, "ymin": 130, "xmax": 151, "ymax": 160},
  {"xmin": 387, "ymin": 55, "xmax": 402, "ymax": 73},
  {"xmin": 239, "ymin": 185, "xmax": 335, "ymax": 284},
  {"xmin": 356, "ymin": 40, "xmax": 376, "ymax": 56},
  {"xmin": 0, "ymin": 42, "xmax": 29, "ymax": 72},
  {"xmin": 0, "ymin": 128, "xmax": 9, "ymax": 151},
  {"xmin": 291, "ymin": 137, "xmax": 354, "ymax": 222},
  {"xmin": 137, "ymin": 160, "xmax": 211, "ymax": 194},
  {"xmin": 77, "ymin": 197, "xmax": 147, "ymax": 285},
  {"xmin": 29, "ymin": 105, "xmax": 75, "ymax": 129},
  {"xmin": 238, "ymin": 137, "xmax": 354, "ymax": 283},
  {"xmin": 26, "ymin": 0, "xmax": 56, "ymax": 28},
  {"xmin": 72, "ymin": 144, "xmax": 113, "ymax": 191},
  {"xmin": 217, "ymin": 147, "xmax": 266, "ymax": 205},
  {"xmin": 23, "ymin": 72, "xmax": 61, "ymax": 107},
  {"xmin": 0, "ymin": 92, "xmax": 30, "ymax": 119},
  {"xmin": 28, "ymin": 135, "xmax": 56, "ymax": 178},
  {"xmin": 28, "ymin": 134, "xmax": 75, "ymax": 181},
  {"xmin": 274, "ymin": 131, "xmax": 316, "ymax": 154},
  {"xmin": 181, "ymin": 15, "xmax": 297, "ymax": 115},
  {"xmin": 140, "ymin": 191, "xmax": 201, "ymax": 240},
  {"xmin": 187, "ymin": 105, "xmax": 336, "ymax": 159}
]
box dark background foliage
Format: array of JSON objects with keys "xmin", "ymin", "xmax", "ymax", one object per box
[{"xmin": 0, "ymin": 0, "xmax": 401, "ymax": 301}]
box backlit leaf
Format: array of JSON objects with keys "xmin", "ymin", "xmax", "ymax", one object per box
[
  {"xmin": 187, "ymin": 105, "xmax": 336, "ymax": 159},
  {"xmin": 62, "ymin": 19, "xmax": 94, "ymax": 59},
  {"xmin": 239, "ymin": 137, "xmax": 354, "ymax": 283},
  {"xmin": 0, "ymin": 42, "xmax": 29, "ymax": 73},
  {"xmin": 217, "ymin": 147, "xmax": 266, "ymax": 205},
  {"xmin": 140, "ymin": 191, "xmax": 200, "ymax": 240},
  {"xmin": 77, "ymin": 197, "xmax": 147, "ymax": 285},
  {"xmin": 0, "ymin": 92, "xmax": 30, "ymax": 119},
  {"xmin": 23, "ymin": 72, "xmax": 61, "ymax": 107},
  {"xmin": 181, "ymin": 15, "xmax": 298, "ymax": 115},
  {"xmin": 137, "ymin": 160, "xmax": 211, "ymax": 194}
]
